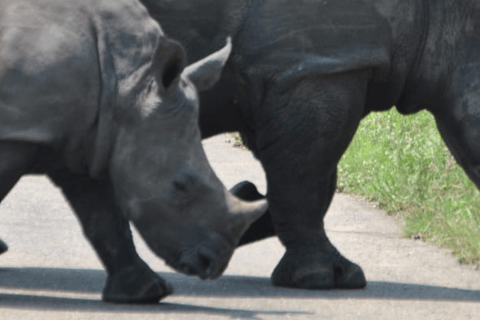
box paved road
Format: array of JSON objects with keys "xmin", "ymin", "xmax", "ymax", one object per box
[{"xmin": 0, "ymin": 133, "xmax": 479, "ymax": 319}]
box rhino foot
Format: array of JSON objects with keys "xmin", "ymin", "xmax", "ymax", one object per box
[
  {"xmin": 102, "ymin": 261, "xmax": 173, "ymax": 304},
  {"xmin": 0, "ymin": 238, "xmax": 8, "ymax": 255},
  {"xmin": 271, "ymin": 247, "xmax": 366, "ymax": 290}
]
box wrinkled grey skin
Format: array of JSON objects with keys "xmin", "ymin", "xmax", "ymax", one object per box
[
  {"xmin": 0, "ymin": 0, "xmax": 267, "ymax": 303},
  {"xmin": 140, "ymin": 0, "xmax": 480, "ymax": 290}
]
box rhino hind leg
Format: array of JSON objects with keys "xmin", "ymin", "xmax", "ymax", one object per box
[
  {"xmin": 231, "ymin": 181, "xmax": 276, "ymax": 246},
  {"xmin": 47, "ymin": 170, "xmax": 172, "ymax": 303},
  {"xmin": 269, "ymin": 169, "xmax": 366, "ymax": 290},
  {"xmin": 253, "ymin": 73, "xmax": 368, "ymax": 290}
]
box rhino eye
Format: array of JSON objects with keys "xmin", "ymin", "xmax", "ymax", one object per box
[
  {"xmin": 173, "ymin": 179, "xmax": 188, "ymax": 193},
  {"xmin": 171, "ymin": 173, "xmax": 196, "ymax": 204}
]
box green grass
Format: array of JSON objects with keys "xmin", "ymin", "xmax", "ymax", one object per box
[
  {"xmin": 337, "ymin": 109, "xmax": 480, "ymax": 266},
  {"xmin": 230, "ymin": 132, "xmax": 245, "ymax": 148}
]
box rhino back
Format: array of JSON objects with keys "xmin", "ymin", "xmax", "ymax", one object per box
[
  {"xmin": 141, "ymin": 0, "xmax": 425, "ymax": 134},
  {"xmin": 0, "ymin": 0, "xmax": 100, "ymax": 145}
]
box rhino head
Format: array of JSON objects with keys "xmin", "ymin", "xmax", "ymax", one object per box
[{"xmin": 108, "ymin": 38, "xmax": 267, "ymax": 280}]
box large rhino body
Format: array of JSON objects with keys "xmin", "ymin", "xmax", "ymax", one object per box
[
  {"xmin": 0, "ymin": 0, "xmax": 268, "ymax": 303},
  {"xmin": 141, "ymin": 0, "xmax": 480, "ymax": 289}
]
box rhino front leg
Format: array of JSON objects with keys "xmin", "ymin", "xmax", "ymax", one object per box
[
  {"xmin": 0, "ymin": 141, "xmax": 38, "ymax": 255},
  {"xmin": 47, "ymin": 170, "xmax": 172, "ymax": 303},
  {"xmin": 252, "ymin": 72, "xmax": 369, "ymax": 289}
]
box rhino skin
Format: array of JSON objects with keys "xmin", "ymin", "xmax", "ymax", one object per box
[
  {"xmin": 0, "ymin": 0, "xmax": 268, "ymax": 303},
  {"xmin": 139, "ymin": 0, "xmax": 480, "ymax": 290}
]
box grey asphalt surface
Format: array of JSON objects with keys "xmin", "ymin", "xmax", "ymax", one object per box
[{"xmin": 0, "ymin": 133, "xmax": 479, "ymax": 320}]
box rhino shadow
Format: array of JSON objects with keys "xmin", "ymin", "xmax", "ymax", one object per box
[
  {"xmin": 0, "ymin": 293, "xmax": 304, "ymax": 319},
  {"xmin": 0, "ymin": 269, "xmax": 308, "ymax": 319},
  {"xmin": 0, "ymin": 267, "xmax": 478, "ymax": 304}
]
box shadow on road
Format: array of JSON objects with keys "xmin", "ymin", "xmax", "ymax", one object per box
[
  {"xmin": 0, "ymin": 293, "xmax": 306, "ymax": 319},
  {"xmin": 0, "ymin": 268, "xmax": 312, "ymax": 319},
  {"xmin": 0, "ymin": 267, "xmax": 479, "ymax": 306}
]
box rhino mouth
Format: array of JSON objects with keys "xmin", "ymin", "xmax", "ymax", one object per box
[{"xmin": 172, "ymin": 242, "xmax": 233, "ymax": 280}]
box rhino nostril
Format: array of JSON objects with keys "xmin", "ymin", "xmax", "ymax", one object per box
[
  {"xmin": 198, "ymin": 252, "xmax": 213, "ymax": 280},
  {"xmin": 178, "ymin": 246, "xmax": 227, "ymax": 280},
  {"xmin": 177, "ymin": 249, "xmax": 214, "ymax": 278},
  {"xmin": 198, "ymin": 246, "xmax": 222, "ymax": 280},
  {"xmin": 178, "ymin": 262, "xmax": 200, "ymax": 276}
]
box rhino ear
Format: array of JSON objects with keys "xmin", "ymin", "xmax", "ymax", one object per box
[
  {"xmin": 182, "ymin": 37, "xmax": 232, "ymax": 92},
  {"xmin": 152, "ymin": 38, "xmax": 187, "ymax": 92}
]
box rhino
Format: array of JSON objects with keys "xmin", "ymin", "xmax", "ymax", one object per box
[
  {"xmin": 138, "ymin": 0, "xmax": 480, "ymax": 290},
  {"xmin": 0, "ymin": 0, "xmax": 268, "ymax": 303}
]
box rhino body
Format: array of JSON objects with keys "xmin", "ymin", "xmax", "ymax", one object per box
[
  {"xmin": 140, "ymin": 0, "xmax": 480, "ymax": 289},
  {"xmin": 0, "ymin": 0, "xmax": 267, "ymax": 303}
]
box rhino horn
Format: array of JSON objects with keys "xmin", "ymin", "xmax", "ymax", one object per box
[
  {"xmin": 182, "ymin": 37, "xmax": 232, "ymax": 92},
  {"xmin": 226, "ymin": 193, "xmax": 268, "ymax": 239}
]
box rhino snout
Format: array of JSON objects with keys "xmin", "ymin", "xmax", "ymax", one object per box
[{"xmin": 176, "ymin": 242, "xmax": 232, "ymax": 280}]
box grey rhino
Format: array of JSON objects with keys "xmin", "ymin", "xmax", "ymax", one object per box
[
  {"xmin": 0, "ymin": 0, "xmax": 267, "ymax": 303},
  {"xmin": 140, "ymin": 0, "xmax": 480, "ymax": 290}
]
